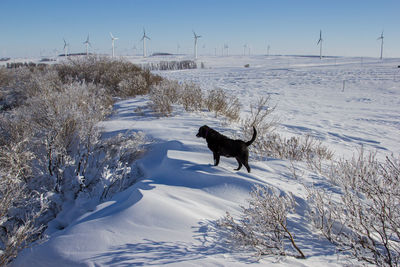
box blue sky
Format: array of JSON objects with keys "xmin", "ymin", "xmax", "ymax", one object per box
[{"xmin": 1, "ymin": 0, "xmax": 399, "ymax": 58}]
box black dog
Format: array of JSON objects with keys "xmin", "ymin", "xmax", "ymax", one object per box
[{"xmin": 196, "ymin": 125, "xmax": 257, "ymax": 173}]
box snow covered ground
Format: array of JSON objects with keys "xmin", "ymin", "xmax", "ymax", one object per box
[{"xmin": 13, "ymin": 55, "xmax": 400, "ymax": 266}]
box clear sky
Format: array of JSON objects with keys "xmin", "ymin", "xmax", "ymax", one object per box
[{"xmin": 1, "ymin": 0, "xmax": 399, "ymax": 58}]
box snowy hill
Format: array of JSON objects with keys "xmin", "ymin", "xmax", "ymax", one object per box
[{"xmin": 13, "ymin": 55, "xmax": 400, "ymax": 266}]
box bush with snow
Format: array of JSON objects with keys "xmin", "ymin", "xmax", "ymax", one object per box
[
  {"xmin": 204, "ymin": 87, "xmax": 240, "ymax": 121},
  {"xmin": 140, "ymin": 60, "xmax": 197, "ymax": 71},
  {"xmin": 180, "ymin": 82, "xmax": 203, "ymax": 112},
  {"xmin": 307, "ymin": 150, "xmax": 400, "ymax": 266},
  {"xmin": 218, "ymin": 185, "xmax": 305, "ymax": 259},
  {"xmin": 56, "ymin": 56, "xmax": 162, "ymax": 97},
  {"xmin": 149, "ymin": 81, "xmax": 240, "ymax": 120},
  {"xmin": 149, "ymin": 79, "xmax": 181, "ymax": 116},
  {"xmin": 0, "ymin": 59, "xmax": 151, "ymax": 264},
  {"xmin": 240, "ymin": 95, "xmax": 333, "ymax": 164}
]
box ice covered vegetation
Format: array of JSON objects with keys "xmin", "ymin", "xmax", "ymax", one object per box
[{"xmin": 1, "ymin": 55, "xmax": 399, "ymax": 266}]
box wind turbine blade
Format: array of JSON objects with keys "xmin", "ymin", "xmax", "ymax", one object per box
[{"xmin": 110, "ymin": 32, "xmax": 114, "ymax": 39}]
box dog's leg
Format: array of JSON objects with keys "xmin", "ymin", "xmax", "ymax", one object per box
[
  {"xmin": 213, "ymin": 152, "xmax": 220, "ymax": 166},
  {"xmin": 234, "ymin": 158, "xmax": 243, "ymax": 171},
  {"xmin": 244, "ymin": 162, "xmax": 251, "ymax": 173},
  {"xmin": 241, "ymin": 156, "xmax": 251, "ymax": 173}
]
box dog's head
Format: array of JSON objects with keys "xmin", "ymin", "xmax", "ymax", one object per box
[{"xmin": 196, "ymin": 125, "xmax": 210, "ymax": 138}]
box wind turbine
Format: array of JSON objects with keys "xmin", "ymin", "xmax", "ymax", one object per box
[
  {"xmin": 110, "ymin": 32, "xmax": 118, "ymax": 58},
  {"xmin": 83, "ymin": 34, "xmax": 91, "ymax": 56},
  {"xmin": 317, "ymin": 30, "xmax": 323, "ymax": 60},
  {"xmin": 193, "ymin": 31, "xmax": 201, "ymax": 59},
  {"xmin": 63, "ymin": 38, "xmax": 69, "ymax": 58},
  {"xmin": 141, "ymin": 28, "xmax": 150, "ymax": 57},
  {"xmin": 377, "ymin": 31, "xmax": 384, "ymax": 60},
  {"xmin": 133, "ymin": 45, "xmax": 137, "ymax": 56},
  {"xmin": 224, "ymin": 44, "xmax": 229, "ymax": 56}
]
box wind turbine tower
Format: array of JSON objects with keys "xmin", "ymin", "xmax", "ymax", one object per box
[
  {"xmin": 141, "ymin": 28, "xmax": 150, "ymax": 57},
  {"xmin": 224, "ymin": 44, "xmax": 229, "ymax": 56},
  {"xmin": 83, "ymin": 34, "xmax": 91, "ymax": 56},
  {"xmin": 110, "ymin": 32, "xmax": 118, "ymax": 58},
  {"xmin": 63, "ymin": 38, "xmax": 69, "ymax": 58},
  {"xmin": 317, "ymin": 30, "xmax": 323, "ymax": 60},
  {"xmin": 193, "ymin": 31, "xmax": 201, "ymax": 59},
  {"xmin": 377, "ymin": 31, "xmax": 384, "ymax": 60}
]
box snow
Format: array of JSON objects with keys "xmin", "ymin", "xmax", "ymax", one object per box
[{"xmin": 13, "ymin": 55, "xmax": 400, "ymax": 266}]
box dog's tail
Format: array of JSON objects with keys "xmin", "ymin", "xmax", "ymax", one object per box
[{"xmin": 245, "ymin": 126, "xmax": 257, "ymax": 147}]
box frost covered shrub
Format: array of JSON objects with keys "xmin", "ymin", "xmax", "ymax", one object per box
[
  {"xmin": 223, "ymin": 96, "xmax": 241, "ymax": 121},
  {"xmin": 149, "ymin": 79, "xmax": 181, "ymax": 116},
  {"xmin": 118, "ymin": 74, "xmax": 148, "ymax": 97},
  {"xmin": 218, "ymin": 185, "xmax": 305, "ymax": 259},
  {"xmin": 180, "ymin": 82, "xmax": 203, "ymax": 112},
  {"xmin": 148, "ymin": 81, "xmax": 240, "ymax": 120},
  {"xmin": 0, "ymin": 201, "xmax": 46, "ymax": 266},
  {"xmin": 0, "ymin": 116, "xmax": 47, "ymax": 265},
  {"xmin": 141, "ymin": 60, "xmax": 197, "ymax": 71},
  {"xmin": 239, "ymin": 95, "xmax": 332, "ymax": 163},
  {"xmin": 0, "ymin": 60, "xmax": 151, "ymax": 264},
  {"xmin": 23, "ymin": 81, "xmax": 112, "ymax": 196},
  {"xmin": 0, "ymin": 68, "xmax": 31, "ymax": 110},
  {"xmin": 0, "ymin": 68, "xmax": 12, "ymax": 87},
  {"xmin": 262, "ymin": 134, "xmax": 333, "ymax": 162},
  {"xmin": 56, "ymin": 56, "xmax": 161, "ymax": 96},
  {"xmin": 307, "ymin": 150, "xmax": 400, "ymax": 266},
  {"xmin": 205, "ymin": 88, "xmax": 240, "ymax": 121},
  {"xmin": 98, "ymin": 131, "xmax": 147, "ymax": 200},
  {"xmin": 204, "ymin": 88, "xmax": 227, "ymax": 116},
  {"xmin": 242, "ymin": 96, "xmax": 276, "ymax": 144},
  {"xmin": 0, "ymin": 68, "xmax": 63, "ymax": 111}
]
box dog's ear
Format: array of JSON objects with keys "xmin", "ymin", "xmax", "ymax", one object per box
[
  {"xmin": 196, "ymin": 126, "xmax": 204, "ymax": 137},
  {"xmin": 197, "ymin": 125, "xmax": 209, "ymax": 138},
  {"xmin": 201, "ymin": 125, "xmax": 209, "ymax": 135}
]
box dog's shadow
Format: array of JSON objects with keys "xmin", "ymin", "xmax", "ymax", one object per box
[{"xmin": 139, "ymin": 139, "xmax": 268, "ymax": 192}]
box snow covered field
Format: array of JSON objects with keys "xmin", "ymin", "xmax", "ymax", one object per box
[{"xmin": 13, "ymin": 55, "xmax": 400, "ymax": 266}]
